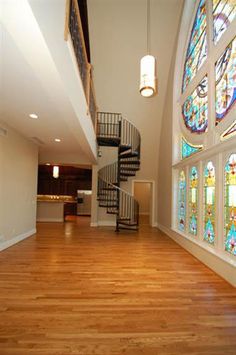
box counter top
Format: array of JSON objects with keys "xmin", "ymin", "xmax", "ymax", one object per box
[{"xmin": 37, "ymin": 195, "xmax": 76, "ymax": 203}]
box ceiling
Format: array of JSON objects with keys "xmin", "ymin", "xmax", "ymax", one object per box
[
  {"xmin": 0, "ymin": 0, "xmax": 97, "ymax": 166},
  {"xmin": 87, "ymin": 0, "xmax": 184, "ymax": 180}
]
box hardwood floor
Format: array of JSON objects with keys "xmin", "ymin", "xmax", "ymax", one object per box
[{"xmin": 0, "ymin": 217, "xmax": 235, "ymax": 354}]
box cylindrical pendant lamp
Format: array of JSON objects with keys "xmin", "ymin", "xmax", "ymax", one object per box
[
  {"xmin": 53, "ymin": 166, "xmax": 59, "ymax": 179},
  {"xmin": 140, "ymin": 55, "xmax": 156, "ymax": 97}
]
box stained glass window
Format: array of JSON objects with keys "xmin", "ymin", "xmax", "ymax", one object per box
[
  {"xmin": 215, "ymin": 37, "xmax": 236, "ymax": 124},
  {"xmin": 178, "ymin": 170, "xmax": 186, "ymax": 232},
  {"xmin": 213, "ymin": 0, "xmax": 236, "ymax": 44},
  {"xmin": 182, "ymin": 76, "xmax": 208, "ymax": 133},
  {"xmin": 221, "ymin": 120, "xmax": 236, "ymax": 140},
  {"xmin": 182, "ymin": 0, "xmax": 207, "ymax": 91},
  {"xmin": 224, "ymin": 153, "xmax": 236, "ymax": 256},
  {"xmin": 204, "ymin": 161, "xmax": 216, "ymax": 245},
  {"xmin": 189, "ymin": 167, "xmax": 198, "ymax": 235},
  {"xmin": 181, "ymin": 137, "xmax": 203, "ymax": 159}
]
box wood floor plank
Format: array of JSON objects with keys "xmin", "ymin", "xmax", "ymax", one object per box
[{"xmin": 0, "ymin": 217, "xmax": 235, "ymax": 354}]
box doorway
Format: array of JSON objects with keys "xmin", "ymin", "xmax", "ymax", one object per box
[{"xmin": 132, "ymin": 180, "xmax": 155, "ymax": 226}]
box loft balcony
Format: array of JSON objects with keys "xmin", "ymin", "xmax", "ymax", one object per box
[{"xmin": 1, "ymin": 0, "xmax": 98, "ymax": 165}]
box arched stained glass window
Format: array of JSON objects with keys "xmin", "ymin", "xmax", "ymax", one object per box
[
  {"xmin": 204, "ymin": 161, "xmax": 216, "ymax": 244},
  {"xmin": 213, "ymin": 0, "xmax": 236, "ymax": 44},
  {"xmin": 181, "ymin": 137, "xmax": 203, "ymax": 159},
  {"xmin": 182, "ymin": 76, "xmax": 208, "ymax": 133},
  {"xmin": 221, "ymin": 120, "xmax": 236, "ymax": 140},
  {"xmin": 215, "ymin": 36, "xmax": 236, "ymax": 124},
  {"xmin": 224, "ymin": 153, "xmax": 236, "ymax": 256},
  {"xmin": 182, "ymin": 0, "xmax": 207, "ymax": 91},
  {"xmin": 178, "ymin": 170, "xmax": 186, "ymax": 231},
  {"xmin": 189, "ymin": 167, "xmax": 198, "ymax": 235}
]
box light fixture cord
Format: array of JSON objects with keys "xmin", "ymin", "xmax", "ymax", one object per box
[{"xmin": 147, "ymin": 0, "xmax": 150, "ymax": 54}]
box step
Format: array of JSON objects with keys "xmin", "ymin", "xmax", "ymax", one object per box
[
  {"xmin": 119, "ymin": 160, "xmax": 140, "ymax": 165},
  {"xmin": 97, "ymin": 136, "xmax": 120, "ymax": 147},
  {"xmin": 98, "ymin": 198, "xmax": 118, "ymax": 202},
  {"xmin": 118, "ymin": 221, "xmax": 138, "ymax": 226},
  {"xmin": 117, "ymin": 225, "xmax": 138, "ymax": 231},
  {"xmin": 98, "ymin": 193, "xmax": 117, "ymax": 197},
  {"xmin": 119, "ymin": 152, "xmax": 139, "ymax": 159},
  {"xmin": 120, "ymin": 166, "xmax": 140, "ymax": 171},
  {"xmin": 120, "ymin": 172, "xmax": 136, "ymax": 176},
  {"xmin": 99, "ymin": 203, "xmax": 118, "ymax": 208},
  {"xmin": 107, "ymin": 207, "xmax": 118, "ymax": 213},
  {"xmin": 119, "ymin": 144, "xmax": 131, "ymax": 153},
  {"xmin": 119, "ymin": 150, "xmax": 138, "ymax": 157}
]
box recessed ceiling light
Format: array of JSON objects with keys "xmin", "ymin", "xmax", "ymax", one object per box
[
  {"xmin": 29, "ymin": 113, "xmax": 38, "ymax": 119},
  {"xmin": 55, "ymin": 138, "xmax": 61, "ymax": 142},
  {"xmin": 46, "ymin": 163, "xmax": 50, "ymax": 166}
]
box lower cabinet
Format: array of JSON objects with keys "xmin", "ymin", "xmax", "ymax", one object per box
[{"xmin": 64, "ymin": 202, "xmax": 77, "ymax": 216}]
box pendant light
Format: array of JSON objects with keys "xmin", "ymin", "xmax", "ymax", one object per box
[
  {"xmin": 140, "ymin": 0, "xmax": 156, "ymax": 97},
  {"xmin": 53, "ymin": 166, "xmax": 59, "ymax": 179}
]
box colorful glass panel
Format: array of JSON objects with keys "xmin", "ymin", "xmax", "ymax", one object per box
[
  {"xmin": 182, "ymin": 0, "xmax": 207, "ymax": 91},
  {"xmin": 213, "ymin": 0, "xmax": 236, "ymax": 44},
  {"xmin": 181, "ymin": 137, "xmax": 203, "ymax": 159},
  {"xmin": 215, "ymin": 37, "xmax": 236, "ymax": 124},
  {"xmin": 182, "ymin": 76, "xmax": 208, "ymax": 133},
  {"xmin": 189, "ymin": 167, "xmax": 198, "ymax": 235},
  {"xmin": 224, "ymin": 153, "xmax": 236, "ymax": 256},
  {"xmin": 178, "ymin": 170, "xmax": 186, "ymax": 232},
  {"xmin": 221, "ymin": 120, "xmax": 236, "ymax": 140},
  {"xmin": 204, "ymin": 161, "xmax": 216, "ymax": 245}
]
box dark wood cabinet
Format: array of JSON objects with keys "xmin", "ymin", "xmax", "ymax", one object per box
[
  {"xmin": 37, "ymin": 165, "xmax": 92, "ymax": 197},
  {"xmin": 64, "ymin": 202, "xmax": 77, "ymax": 216}
]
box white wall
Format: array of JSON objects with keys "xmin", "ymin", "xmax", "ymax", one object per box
[
  {"xmin": 0, "ymin": 123, "xmax": 38, "ymax": 250},
  {"xmin": 88, "ymin": 0, "xmax": 184, "ymax": 225},
  {"xmin": 157, "ymin": 47, "xmax": 177, "ymax": 228}
]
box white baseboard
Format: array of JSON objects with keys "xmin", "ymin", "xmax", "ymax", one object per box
[
  {"xmin": 157, "ymin": 223, "xmax": 236, "ymax": 287},
  {"xmin": 37, "ymin": 218, "xmax": 64, "ymax": 222},
  {"xmin": 0, "ymin": 228, "xmax": 36, "ymax": 252},
  {"xmin": 98, "ymin": 221, "xmax": 116, "ymax": 227},
  {"xmin": 152, "ymin": 222, "xmax": 158, "ymax": 227},
  {"xmin": 90, "ymin": 222, "xmax": 98, "ymax": 227}
]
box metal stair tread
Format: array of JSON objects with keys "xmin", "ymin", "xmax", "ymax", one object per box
[
  {"xmin": 120, "ymin": 162, "xmax": 140, "ymax": 166},
  {"xmin": 119, "ymin": 144, "xmax": 132, "ymax": 153},
  {"xmin": 119, "ymin": 153, "xmax": 139, "ymax": 160},
  {"xmin": 97, "ymin": 136, "xmax": 120, "ymax": 147},
  {"xmin": 120, "ymin": 172, "xmax": 136, "ymax": 176}
]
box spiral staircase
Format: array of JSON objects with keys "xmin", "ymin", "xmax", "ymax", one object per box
[{"xmin": 97, "ymin": 112, "xmax": 141, "ymax": 231}]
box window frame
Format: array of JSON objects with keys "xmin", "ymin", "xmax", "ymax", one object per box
[{"xmin": 172, "ymin": 0, "xmax": 236, "ymax": 266}]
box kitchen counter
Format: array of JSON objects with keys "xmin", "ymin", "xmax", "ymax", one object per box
[{"xmin": 36, "ymin": 195, "xmax": 76, "ymax": 222}]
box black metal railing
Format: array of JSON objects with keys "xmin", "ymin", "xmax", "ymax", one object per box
[
  {"xmin": 121, "ymin": 118, "xmax": 141, "ymax": 156},
  {"xmin": 89, "ymin": 81, "xmax": 97, "ymax": 127},
  {"xmin": 68, "ymin": 0, "xmax": 88, "ymax": 94},
  {"xmin": 65, "ymin": 0, "xmax": 97, "ymax": 128},
  {"xmin": 97, "ymin": 112, "xmax": 121, "ymax": 138},
  {"xmin": 98, "ymin": 162, "xmax": 118, "ymax": 186}
]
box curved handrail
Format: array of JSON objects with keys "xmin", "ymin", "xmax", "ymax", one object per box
[{"xmin": 97, "ymin": 112, "xmax": 141, "ymax": 155}]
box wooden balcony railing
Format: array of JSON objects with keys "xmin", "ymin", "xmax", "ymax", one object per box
[{"xmin": 64, "ymin": 0, "xmax": 97, "ymax": 128}]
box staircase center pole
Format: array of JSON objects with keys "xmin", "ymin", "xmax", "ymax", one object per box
[{"xmin": 116, "ymin": 118, "xmax": 122, "ymax": 232}]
